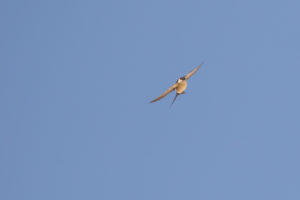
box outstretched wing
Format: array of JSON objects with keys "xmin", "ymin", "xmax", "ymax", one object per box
[
  {"xmin": 150, "ymin": 83, "xmax": 178, "ymax": 103},
  {"xmin": 185, "ymin": 63, "xmax": 203, "ymax": 80}
]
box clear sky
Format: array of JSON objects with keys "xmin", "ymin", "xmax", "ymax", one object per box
[{"xmin": 1, "ymin": 0, "xmax": 300, "ymax": 199}]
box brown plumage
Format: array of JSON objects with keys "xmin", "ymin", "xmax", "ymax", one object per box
[{"xmin": 150, "ymin": 63, "xmax": 203, "ymax": 104}]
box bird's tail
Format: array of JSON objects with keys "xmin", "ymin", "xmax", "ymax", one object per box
[{"xmin": 170, "ymin": 93, "xmax": 179, "ymax": 107}]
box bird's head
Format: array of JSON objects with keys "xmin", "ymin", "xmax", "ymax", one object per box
[{"xmin": 177, "ymin": 77, "xmax": 185, "ymax": 83}]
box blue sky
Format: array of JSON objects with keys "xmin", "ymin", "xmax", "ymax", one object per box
[{"xmin": 1, "ymin": 0, "xmax": 300, "ymax": 199}]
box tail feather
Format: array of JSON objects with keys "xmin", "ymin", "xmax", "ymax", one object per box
[{"xmin": 170, "ymin": 93, "xmax": 179, "ymax": 107}]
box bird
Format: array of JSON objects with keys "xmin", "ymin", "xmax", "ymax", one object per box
[{"xmin": 150, "ymin": 63, "xmax": 203, "ymax": 105}]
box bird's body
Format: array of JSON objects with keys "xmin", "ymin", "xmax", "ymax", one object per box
[
  {"xmin": 150, "ymin": 63, "xmax": 203, "ymax": 105},
  {"xmin": 176, "ymin": 79, "xmax": 187, "ymax": 94}
]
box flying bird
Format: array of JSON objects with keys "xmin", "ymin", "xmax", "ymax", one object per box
[{"xmin": 150, "ymin": 63, "xmax": 203, "ymax": 105}]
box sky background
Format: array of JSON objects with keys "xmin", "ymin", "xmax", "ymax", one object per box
[{"xmin": 1, "ymin": 0, "xmax": 300, "ymax": 199}]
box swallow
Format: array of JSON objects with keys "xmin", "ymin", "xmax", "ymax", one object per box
[{"xmin": 150, "ymin": 63, "xmax": 203, "ymax": 105}]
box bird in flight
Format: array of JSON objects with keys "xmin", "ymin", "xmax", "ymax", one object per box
[{"xmin": 150, "ymin": 63, "xmax": 203, "ymax": 105}]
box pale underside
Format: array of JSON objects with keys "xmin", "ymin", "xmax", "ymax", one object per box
[
  {"xmin": 150, "ymin": 63, "xmax": 203, "ymax": 103},
  {"xmin": 176, "ymin": 81, "xmax": 187, "ymax": 94}
]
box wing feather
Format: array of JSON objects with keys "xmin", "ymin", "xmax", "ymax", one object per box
[
  {"xmin": 185, "ymin": 63, "xmax": 203, "ymax": 80},
  {"xmin": 150, "ymin": 83, "xmax": 178, "ymax": 103}
]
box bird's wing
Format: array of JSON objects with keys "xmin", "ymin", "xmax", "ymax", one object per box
[
  {"xmin": 185, "ymin": 63, "xmax": 203, "ymax": 80},
  {"xmin": 150, "ymin": 83, "xmax": 178, "ymax": 103}
]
